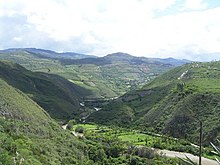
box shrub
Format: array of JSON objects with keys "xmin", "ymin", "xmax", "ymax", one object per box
[{"xmin": 75, "ymin": 126, "xmax": 84, "ymax": 133}]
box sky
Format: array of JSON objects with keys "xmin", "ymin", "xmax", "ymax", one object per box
[{"xmin": 1, "ymin": 0, "xmax": 220, "ymax": 61}]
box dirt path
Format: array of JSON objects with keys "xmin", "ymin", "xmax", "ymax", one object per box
[
  {"xmin": 62, "ymin": 124, "xmax": 83, "ymax": 137},
  {"xmin": 157, "ymin": 149, "xmax": 218, "ymax": 165}
]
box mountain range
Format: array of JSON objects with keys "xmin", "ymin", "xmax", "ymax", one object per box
[
  {"xmin": 0, "ymin": 48, "xmax": 96, "ymax": 59},
  {"xmin": 0, "ymin": 48, "xmax": 219, "ymax": 164},
  {"xmin": 0, "ymin": 48, "xmax": 190, "ymax": 98}
]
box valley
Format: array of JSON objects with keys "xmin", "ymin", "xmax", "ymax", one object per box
[
  {"xmin": 63, "ymin": 123, "xmax": 219, "ymax": 165},
  {"xmin": 88, "ymin": 61, "xmax": 220, "ymax": 145},
  {"xmin": 0, "ymin": 48, "xmax": 219, "ymax": 164},
  {"xmin": 0, "ymin": 49, "xmax": 189, "ymax": 98}
]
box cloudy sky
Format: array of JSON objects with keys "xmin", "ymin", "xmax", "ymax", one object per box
[{"xmin": 1, "ymin": 0, "xmax": 220, "ymax": 61}]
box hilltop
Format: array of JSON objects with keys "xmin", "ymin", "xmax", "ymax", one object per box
[
  {"xmin": 88, "ymin": 61, "xmax": 220, "ymax": 144},
  {"xmin": 0, "ymin": 48, "xmax": 96, "ymax": 60},
  {"xmin": 60, "ymin": 52, "xmax": 189, "ymax": 66}
]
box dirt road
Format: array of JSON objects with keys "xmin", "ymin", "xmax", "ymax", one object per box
[{"xmin": 158, "ymin": 149, "xmax": 218, "ymax": 165}]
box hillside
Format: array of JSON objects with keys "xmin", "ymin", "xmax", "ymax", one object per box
[
  {"xmin": 0, "ymin": 61, "xmax": 92, "ymax": 121},
  {"xmin": 0, "ymin": 78, "xmax": 89, "ymax": 164},
  {"xmin": 55, "ymin": 52, "xmax": 189, "ymax": 98},
  {"xmin": 0, "ymin": 49, "xmax": 189, "ymax": 98},
  {"xmin": 88, "ymin": 61, "xmax": 220, "ymax": 145},
  {"xmin": 0, "ymin": 63, "xmax": 181, "ymax": 165}
]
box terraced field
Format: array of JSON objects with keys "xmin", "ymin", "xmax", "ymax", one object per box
[{"xmin": 0, "ymin": 49, "xmax": 189, "ymax": 98}]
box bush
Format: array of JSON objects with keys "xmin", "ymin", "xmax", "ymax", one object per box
[
  {"xmin": 67, "ymin": 119, "xmax": 76, "ymax": 130},
  {"xmin": 75, "ymin": 126, "xmax": 84, "ymax": 133}
]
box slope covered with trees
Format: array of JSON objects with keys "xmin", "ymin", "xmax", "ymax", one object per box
[
  {"xmin": 0, "ymin": 78, "xmax": 89, "ymax": 164},
  {"xmin": 88, "ymin": 61, "xmax": 220, "ymax": 145},
  {"xmin": 0, "ymin": 66, "xmax": 179, "ymax": 165},
  {"xmin": 0, "ymin": 60, "xmax": 92, "ymax": 121}
]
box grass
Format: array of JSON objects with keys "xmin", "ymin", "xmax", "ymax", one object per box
[
  {"xmin": 72, "ymin": 124, "xmax": 98, "ymax": 130},
  {"xmin": 188, "ymin": 78, "xmax": 220, "ymax": 92},
  {"xmin": 89, "ymin": 61, "xmax": 220, "ymax": 146},
  {"xmin": 118, "ymin": 133, "xmax": 147, "ymax": 145},
  {"xmin": 73, "ymin": 123, "xmax": 199, "ymax": 154},
  {"xmin": 73, "ymin": 122, "xmax": 220, "ymax": 162},
  {"xmin": 118, "ymin": 131, "xmax": 197, "ymax": 153}
]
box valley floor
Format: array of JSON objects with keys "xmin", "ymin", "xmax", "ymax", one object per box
[{"xmin": 62, "ymin": 123, "xmax": 219, "ymax": 165}]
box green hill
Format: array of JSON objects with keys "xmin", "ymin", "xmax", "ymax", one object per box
[
  {"xmin": 0, "ymin": 49, "xmax": 189, "ymax": 98},
  {"xmin": 0, "ymin": 78, "xmax": 89, "ymax": 164},
  {"xmin": 0, "ymin": 60, "xmax": 92, "ymax": 121},
  {"xmin": 0, "ymin": 64, "xmax": 179, "ymax": 165},
  {"xmin": 58, "ymin": 52, "xmax": 189, "ymax": 97},
  {"xmin": 88, "ymin": 61, "xmax": 220, "ymax": 144}
]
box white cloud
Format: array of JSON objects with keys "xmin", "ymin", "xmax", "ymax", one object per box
[
  {"xmin": 13, "ymin": 37, "xmax": 22, "ymax": 42},
  {"xmin": 0, "ymin": 0, "xmax": 220, "ymax": 61},
  {"xmin": 184, "ymin": 0, "xmax": 208, "ymax": 10}
]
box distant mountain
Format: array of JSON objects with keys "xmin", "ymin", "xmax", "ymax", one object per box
[
  {"xmin": 57, "ymin": 52, "xmax": 190, "ymax": 97},
  {"xmin": 149, "ymin": 57, "xmax": 191, "ymax": 66},
  {"xmin": 104, "ymin": 53, "xmax": 190, "ymax": 66},
  {"xmin": 0, "ymin": 48, "xmax": 190, "ymax": 98},
  {"xmin": 0, "ymin": 60, "xmax": 92, "ymax": 120},
  {"xmin": 60, "ymin": 52, "xmax": 190, "ymax": 66},
  {"xmin": 0, "ymin": 48, "xmax": 96, "ymax": 59},
  {"xmin": 88, "ymin": 61, "xmax": 220, "ymax": 144}
]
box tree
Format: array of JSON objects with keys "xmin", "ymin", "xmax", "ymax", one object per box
[
  {"xmin": 67, "ymin": 119, "xmax": 76, "ymax": 130},
  {"xmin": 178, "ymin": 121, "xmax": 203, "ymax": 165},
  {"xmin": 75, "ymin": 126, "xmax": 84, "ymax": 133}
]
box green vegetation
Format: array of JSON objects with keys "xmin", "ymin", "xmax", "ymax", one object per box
[
  {"xmin": 89, "ymin": 61, "xmax": 220, "ymax": 146},
  {"xmin": 211, "ymin": 139, "xmax": 220, "ymax": 164},
  {"xmin": 68, "ymin": 123, "xmax": 220, "ymax": 164},
  {"xmin": 73, "ymin": 124, "xmax": 98, "ymax": 130},
  {"xmin": 0, "ymin": 49, "xmax": 188, "ymax": 98},
  {"xmin": 69, "ymin": 124, "xmax": 180, "ymax": 164},
  {"xmin": 0, "ymin": 62, "xmax": 179, "ymax": 164},
  {"xmin": 70, "ymin": 124, "xmax": 198, "ymax": 154},
  {"xmin": 0, "ymin": 61, "xmax": 182, "ymax": 164},
  {"xmin": 1, "ymin": 49, "xmax": 219, "ymax": 164},
  {"xmin": 0, "ymin": 79, "xmax": 90, "ymax": 164},
  {"xmin": 0, "ymin": 60, "xmax": 92, "ymax": 121}
]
